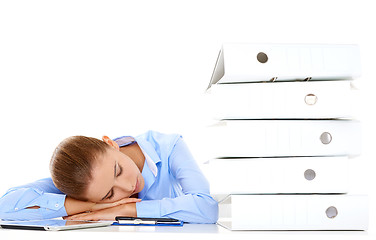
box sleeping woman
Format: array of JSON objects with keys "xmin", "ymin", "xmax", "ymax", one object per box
[{"xmin": 0, "ymin": 130, "xmax": 218, "ymax": 223}]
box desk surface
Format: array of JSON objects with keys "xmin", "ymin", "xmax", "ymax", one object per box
[{"xmin": 1, "ymin": 224, "xmax": 375, "ymax": 240}]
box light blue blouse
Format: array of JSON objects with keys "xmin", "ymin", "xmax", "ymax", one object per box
[{"xmin": 0, "ymin": 131, "xmax": 218, "ymax": 223}]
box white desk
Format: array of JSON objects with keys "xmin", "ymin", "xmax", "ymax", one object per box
[{"xmin": 1, "ymin": 224, "xmax": 375, "ymax": 240}]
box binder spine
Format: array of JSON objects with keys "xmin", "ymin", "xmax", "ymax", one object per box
[
  {"xmin": 210, "ymin": 43, "xmax": 361, "ymax": 84},
  {"xmin": 218, "ymin": 195, "xmax": 368, "ymax": 230},
  {"xmin": 207, "ymin": 157, "xmax": 349, "ymax": 196}
]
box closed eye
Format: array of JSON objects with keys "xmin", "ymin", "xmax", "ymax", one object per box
[
  {"xmin": 102, "ymin": 162, "xmax": 122, "ymax": 201},
  {"xmin": 107, "ymin": 164, "xmax": 122, "ymax": 200},
  {"xmin": 107, "ymin": 189, "xmax": 114, "ymax": 200},
  {"xmin": 117, "ymin": 163, "xmax": 123, "ymax": 177}
]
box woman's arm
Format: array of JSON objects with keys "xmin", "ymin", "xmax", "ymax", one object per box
[
  {"xmin": 136, "ymin": 136, "xmax": 218, "ymax": 223},
  {"xmin": 0, "ymin": 178, "xmax": 67, "ymax": 220},
  {"xmin": 0, "ymin": 178, "xmax": 139, "ymax": 220},
  {"xmin": 63, "ymin": 201, "xmax": 137, "ymax": 221},
  {"xmin": 64, "ymin": 196, "xmax": 140, "ymax": 217}
]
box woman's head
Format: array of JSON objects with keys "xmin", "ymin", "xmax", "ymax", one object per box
[
  {"xmin": 50, "ymin": 136, "xmax": 110, "ymax": 201},
  {"xmin": 50, "ymin": 135, "xmax": 145, "ymax": 202}
]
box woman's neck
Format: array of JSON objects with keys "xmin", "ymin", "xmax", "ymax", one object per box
[{"xmin": 119, "ymin": 143, "xmax": 145, "ymax": 172}]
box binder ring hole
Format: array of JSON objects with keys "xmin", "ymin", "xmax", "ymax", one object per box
[
  {"xmin": 305, "ymin": 94, "xmax": 317, "ymax": 105},
  {"xmin": 320, "ymin": 132, "xmax": 332, "ymax": 144},
  {"xmin": 257, "ymin": 52, "xmax": 268, "ymax": 63},
  {"xmin": 326, "ymin": 206, "xmax": 338, "ymax": 219},
  {"xmin": 304, "ymin": 169, "xmax": 316, "ymax": 180}
]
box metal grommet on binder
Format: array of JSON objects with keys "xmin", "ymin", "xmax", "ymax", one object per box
[
  {"xmin": 257, "ymin": 52, "xmax": 268, "ymax": 63},
  {"xmin": 326, "ymin": 206, "xmax": 338, "ymax": 219},
  {"xmin": 320, "ymin": 132, "xmax": 332, "ymax": 144},
  {"xmin": 270, "ymin": 77, "xmax": 278, "ymax": 82},
  {"xmin": 305, "ymin": 94, "xmax": 318, "ymax": 105},
  {"xmin": 304, "ymin": 169, "xmax": 316, "ymax": 180}
]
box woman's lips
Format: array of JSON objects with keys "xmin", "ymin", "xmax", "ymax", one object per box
[{"xmin": 133, "ymin": 178, "xmax": 139, "ymax": 194}]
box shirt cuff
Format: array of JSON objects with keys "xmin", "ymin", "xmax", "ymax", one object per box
[
  {"xmin": 136, "ymin": 200, "xmax": 161, "ymax": 218},
  {"xmin": 27, "ymin": 192, "xmax": 66, "ymax": 212}
]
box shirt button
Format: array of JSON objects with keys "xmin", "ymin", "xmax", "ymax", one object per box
[
  {"xmin": 55, "ymin": 204, "xmax": 59, "ymax": 208},
  {"xmin": 14, "ymin": 207, "xmax": 19, "ymax": 211}
]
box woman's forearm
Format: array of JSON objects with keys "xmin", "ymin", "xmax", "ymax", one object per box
[
  {"xmin": 64, "ymin": 202, "xmax": 137, "ymax": 221},
  {"xmin": 64, "ymin": 196, "xmax": 96, "ymax": 216},
  {"xmin": 64, "ymin": 197, "xmax": 141, "ymax": 216}
]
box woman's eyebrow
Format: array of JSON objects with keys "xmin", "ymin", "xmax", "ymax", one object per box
[{"xmin": 101, "ymin": 162, "xmax": 117, "ymax": 201}]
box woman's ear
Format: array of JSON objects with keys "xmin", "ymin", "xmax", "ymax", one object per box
[{"xmin": 102, "ymin": 136, "xmax": 120, "ymax": 151}]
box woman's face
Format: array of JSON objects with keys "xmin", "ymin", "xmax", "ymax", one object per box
[{"xmin": 84, "ymin": 147, "xmax": 145, "ymax": 203}]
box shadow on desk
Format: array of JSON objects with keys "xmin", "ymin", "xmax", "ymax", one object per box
[
  {"xmin": 78, "ymin": 223, "xmax": 370, "ymax": 236},
  {"xmin": 78, "ymin": 223, "xmax": 221, "ymax": 233},
  {"xmin": 1, "ymin": 223, "xmax": 374, "ymax": 240}
]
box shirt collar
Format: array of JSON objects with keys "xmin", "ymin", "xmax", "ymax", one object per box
[
  {"xmin": 136, "ymin": 136, "xmax": 161, "ymax": 199},
  {"xmin": 139, "ymin": 147, "xmax": 158, "ymax": 177},
  {"xmin": 113, "ymin": 135, "xmax": 161, "ymax": 177},
  {"xmin": 134, "ymin": 135, "xmax": 161, "ymax": 176}
]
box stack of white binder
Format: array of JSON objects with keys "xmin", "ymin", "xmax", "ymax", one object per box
[{"xmin": 204, "ymin": 43, "xmax": 368, "ymax": 230}]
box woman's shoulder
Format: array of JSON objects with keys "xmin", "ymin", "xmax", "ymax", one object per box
[
  {"xmin": 137, "ymin": 130, "xmax": 181, "ymax": 144},
  {"xmin": 136, "ymin": 130, "xmax": 182, "ymax": 154}
]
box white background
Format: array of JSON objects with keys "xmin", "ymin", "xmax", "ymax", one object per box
[{"xmin": 0, "ymin": 0, "xmax": 375, "ymax": 238}]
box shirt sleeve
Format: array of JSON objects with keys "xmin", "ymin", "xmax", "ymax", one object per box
[
  {"xmin": 0, "ymin": 178, "xmax": 67, "ymax": 220},
  {"xmin": 136, "ymin": 137, "xmax": 218, "ymax": 223}
]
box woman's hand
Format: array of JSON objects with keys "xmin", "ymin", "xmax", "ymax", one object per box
[
  {"xmin": 90, "ymin": 198, "xmax": 141, "ymax": 212},
  {"xmin": 64, "ymin": 196, "xmax": 140, "ymax": 216},
  {"xmin": 64, "ymin": 202, "xmax": 138, "ymax": 221}
]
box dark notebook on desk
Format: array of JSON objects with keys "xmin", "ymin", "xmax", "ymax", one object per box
[{"xmin": 113, "ymin": 217, "xmax": 183, "ymax": 226}]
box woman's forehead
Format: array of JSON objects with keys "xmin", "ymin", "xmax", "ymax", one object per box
[{"xmin": 86, "ymin": 150, "xmax": 117, "ymax": 201}]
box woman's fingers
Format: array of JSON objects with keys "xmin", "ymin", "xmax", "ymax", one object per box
[
  {"xmin": 64, "ymin": 203, "xmax": 130, "ymax": 221},
  {"xmin": 91, "ymin": 198, "xmax": 138, "ymax": 211},
  {"xmin": 64, "ymin": 212, "xmax": 96, "ymax": 221},
  {"xmin": 117, "ymin": 198, "xmax": 141, "ymax": 204}
]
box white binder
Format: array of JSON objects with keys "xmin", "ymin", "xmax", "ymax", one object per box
[
  {"xmin": 205, "ymin": 157, "xmax": 349, "ymax": 199},
  {"xmin": 218, "ymin": 194, "xmax": 368, "ymax": 230},
  {"xmin": 209, "ymin": 43, "xmax": 361, "ymax": 87},
  {"xmin": 206, "ymin": 80, "xmax": 357, "ymax": 119},
  {"xmin": 207, "ymin": 120, "xmax": 361, "ymax": 158}
]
